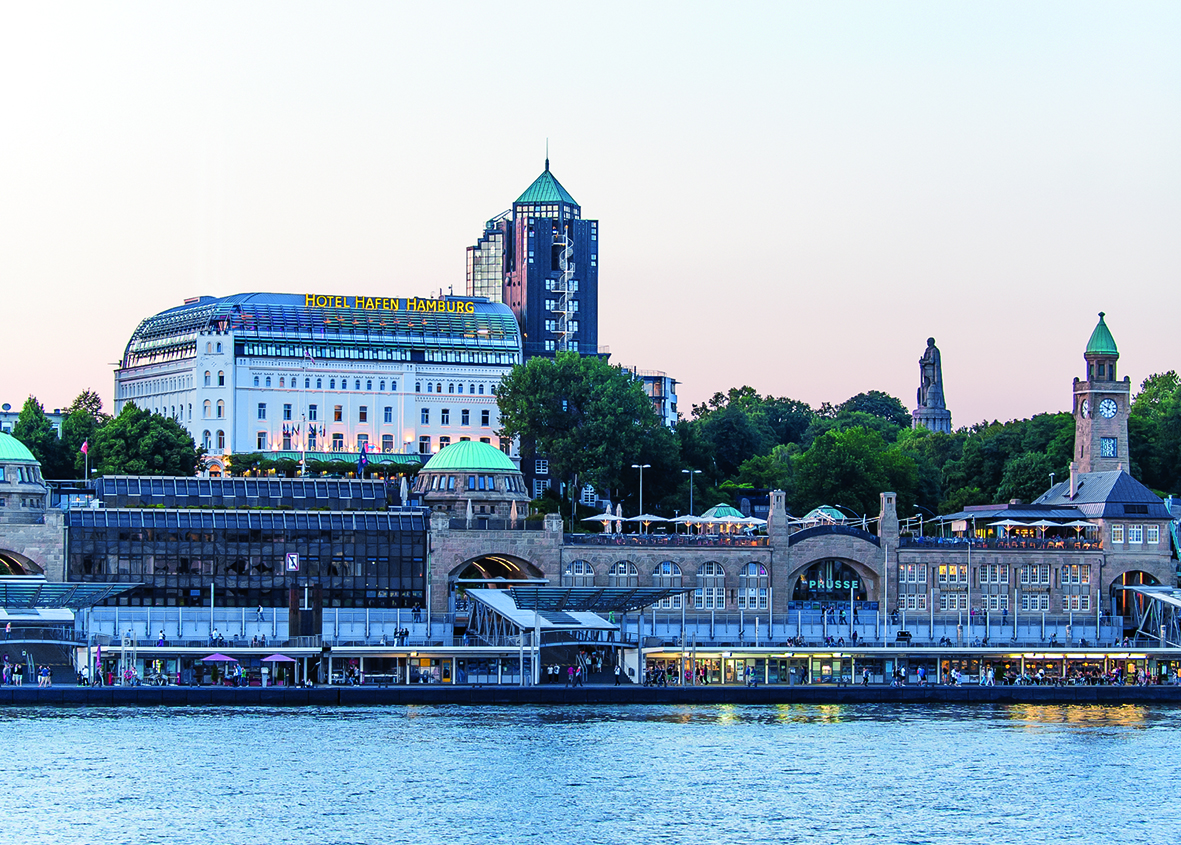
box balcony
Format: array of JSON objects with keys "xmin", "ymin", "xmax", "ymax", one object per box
[
  {"xmin": 899, "ymin": 536, "xmax": 1103, "ymax": 551},
  {"xmin": 564, "ymin": 534, "xmax": 769, "ymax": 547}
]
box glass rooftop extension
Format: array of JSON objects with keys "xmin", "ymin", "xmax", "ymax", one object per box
[
  {"xmin": 93, "ymin": 476, "xmax": 398, "ymax": 511},
  {"xmin": 122, "ymin": 293, "xmax": 521, "ymax": 368}
]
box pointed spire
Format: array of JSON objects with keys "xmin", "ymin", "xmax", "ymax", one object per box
[{"xmin": 545, "ymin": 138, "xmax": 549, "ymax": 172}]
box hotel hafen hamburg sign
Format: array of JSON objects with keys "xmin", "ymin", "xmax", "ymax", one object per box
[{"xmin": 305, "ymin": 294, "xmax": 476, "ymax": 314}]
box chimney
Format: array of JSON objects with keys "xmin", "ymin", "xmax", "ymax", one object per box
[{"xmin": 1069, "ymin": 462, "xmax": 1078, "ymax": 499}]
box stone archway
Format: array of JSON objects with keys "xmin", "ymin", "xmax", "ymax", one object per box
[
  {"xmin": 449, "ymin": 554, "xmax": 544, "ymax": 588},
  {"xmin": 0, "ymin": 550, "xmax": 44, "ymax": 576},
  {"xmin": 1111, "ymin": 570, "xmax": 1161, "ymax": 621},
  {"xmin": 788, "ymin": 558, "xmax": 872, "ymax": 603}
]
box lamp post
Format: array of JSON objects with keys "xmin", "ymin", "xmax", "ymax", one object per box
[
  {"xmin": 834, "ymin": 504, "xmax": 863, "ymax": 528},
  {"xmin": 631, "ymin": 463, "xmax": 651, "ymax": 532},
  {"xmin": 913, "ymin": 504, "xmax": 938, "ymax": 539},
  {"xmin": 681, "ymin": 468, "xmax": 702, "ymax": 517}
]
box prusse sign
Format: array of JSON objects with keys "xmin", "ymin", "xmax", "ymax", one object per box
[{"xmin": 304, "ymin": 294, "xmax": 475, "ymax": 314}]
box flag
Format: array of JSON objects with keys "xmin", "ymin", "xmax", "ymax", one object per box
[
  {"xmin": 304, "ymin": 350, "xmax": 315, "ymax": 363},
  {"xmin": 357, "ymin": 442, "xmax": 369, "ymax": 476},
  {"xmin": 80, "ymin": 440, "xmax": 88, "ymax": 455}
]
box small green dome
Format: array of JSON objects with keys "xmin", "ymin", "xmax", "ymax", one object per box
[
  {"xmin": 0, "ymin": 432, "xmax": 38, "ymax": 463},
  {"xmin": 700, "ymin": 503, "xmax": 745, "ymax": 520},
  {"xmin": 1085, "ymin": 312, "xmax": 1119, "ymax": 357},
  {"xmin": 421, "ymin": 441, "xmax": 519, "ymax": 473}
]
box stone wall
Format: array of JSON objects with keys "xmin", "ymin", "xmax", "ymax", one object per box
[{"xmin": 0, "ymin": 512, "xmax": 66, "ymax": 580}]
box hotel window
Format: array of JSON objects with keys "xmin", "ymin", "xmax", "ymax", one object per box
[
  {"xmin": 441, "ymin": 409, "xmax": 450, "ymax": 425},
  {"xmin": 381, "ymin": 434, "xmax": 393, "ymax": 452},
  {"xmin": 202, "ymin": 430, "xmax": 211, "ymax": 450},
  {"xmin": 265, "ymin": 377, "xmax": 271, "ymax": 387},
  {"xmin": 439, "ymin": 436, "xmax": 451, "ymax": 449},
  {"xmin": 218, "ymin": 371, "xmax": 225, "ymax": 386},
  {"xmin": 256, "ymin": 432, "xmax": 267, "ymax": 449},
  {"xmin": 316, "ymin": 379, "xmax": 322, "ymax": 389},
  {"xmin": 334, "ymin": 406, "xmax": 343, "ymax": 422},
  {"xmin": 330, "ymin": 379, "xmax": 336, "ymax": 389},
  {"xmin": 384, "ymin": 407, "xmax": 393, "ymax": 423},
  {"xmin": 1111, "ymin": 524, "xmax": 1124, "ymax": 543},
  {"xmin": 307, "ymin": 428, "xmax": 317, "ymax": 449},
  {"xmin": 331, "ymin": 433, "xmax": 344, "ymax": 451},
  {"xmin": 216, "ymin": 430, "xmax": 225, "ymax": 450},
  {"xmin": 427, "ymin": 383, "xmax": 432, "ymax": 393},
  {"xmin": 279, "ymin": 378, "xmax": 285, "ymax": 388},
  {"xmin": 283, "ymin": 404, "xmax": 292, "ymax": 421},
  {"xmin": 391, "ymin": 381, "xmax": 397, "ymax": 392},
  {"xmin": 357, "ymin": 434, "xmax": 368, "ymax": 450},
  {"xmin": 482, "ymin": 410, "xmax": 490, "ymax": 427},
  {"xmin": 461, "ymin": 409, "xmax": 470, "ymax": 426},
  {"xmin": 366, "ymin": 380, "xmax": 372, "ymax": 391},
  {"xmin": 203, "ymin": 400, "xmax": 211, "ymax": 418},
  {"xmin": 355, "ymin": 380, "xmax": 360, "ymax": 390},
  {"xmin": 282, "ymin": 433, "xmax": 291, "ymax": 450},
  {"xmin": 304, "ymin": 378, "xmax": 310, "ymax": 389},
  {"xmin": 204, "ymin": 372, "xmax": 211, "ymax": 387},
  {"xmin": 418, "ymin": 436, "xmax": 431, "ymax": 454},
  {"xmin": 421, "ymin": 408, "xmax": 430, "ymax": 425},
  {"xmin": 1128, "ymin": 524, "xmax": 1143, "ymax": 544},
  {"xmin": 257, "ymin": 403, "xmax": 266, "ymax": 420},
  {"xmin": 1147, "ymin": 525, "xmax": 1160, "ymax": 544},
  {"xmin": 379, "ymin": 381, "xmax": 385, "ymax": 391},
  {"xmin": 448, "ymin": 384, "xmax": 454, "ymax": 394},
  {"xmin": 478, "ymin": 384, "xmax": 484, "ymax": 395},
  {"xmin": 469, "ymin": 384, "xmax": 475, "ymax": 394},
  {"xmin": 309, "ymin": 404, "xmax": 318, "ymax": 421},
  {"xmin": 358, "ymin": 406, "xmax": 368, "ymax": 423}
]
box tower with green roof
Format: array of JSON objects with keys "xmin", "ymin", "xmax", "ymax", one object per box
[
  {"xmin": 1073, "ymin": 312, "xmax": 1131, "ymax": 473},
  {"xmin": 466, "ymin": 157, "xmax": 599, "ymax": 360}
]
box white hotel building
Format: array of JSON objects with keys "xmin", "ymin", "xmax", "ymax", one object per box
[{"xmin": 114, "ymin": 293, "xmax": 521, "ymax": 474}]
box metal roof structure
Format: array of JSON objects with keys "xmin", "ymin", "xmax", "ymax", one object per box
[
  {"xmin": 1032, "ymin": 470, "xmax": 1172, "ymax": 519},
  {"xmin": 1085, "ymin": 312, "xmax": 1119, "ymax": 356},
  {"xmin": 514, "ymin": 165, "xmax": 579, "ymax": 206},
  {"xmin": 508, "ymin": 586, "xmax": 695, "ymax": 614},
  {"xmin": 421, "ymin": 440, "xmax": 520, "ymax": 473},
  {"xmin": 0, "ymin": 579, "xmax": 140, "ymax": 610}
]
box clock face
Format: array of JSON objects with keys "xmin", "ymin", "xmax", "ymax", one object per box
[
  {"xmin": 1099, "ymin": 398, "xmax": 1118, "ymax": 419},
  {"xmin": 1080, "ymin": 399, "xmax": 1090, "ymax": 419}
]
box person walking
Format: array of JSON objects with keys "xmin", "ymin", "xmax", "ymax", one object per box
[
  {"xmin": 614, "ymin": 664, "xmax": 621, "ymax": 686},
  {"xmin": 566, "ymin": 665, "xmax": 574, "ymax": 687}
]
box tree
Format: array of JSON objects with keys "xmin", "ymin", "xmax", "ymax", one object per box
[
  {"xmin": 11, "ymin": 396, "xmax": 69, "ymax": 477},
  {"xmin": 92, "ymin": 403, "xmax": 200, "ymax": 476},
  {"xmin": 838, "ymin": 391, "xmax": 911, "ymax": 430},
  {"xmin": 792, "ymin": 426, "xmax": 917, "ymax": 517},
  {"xmin": 996, "ymin": 452, "xmax": 1058, "ymax": 504},
  {"xmin": 496, "ymin": 353, "xmax": 676, "ymax": 504},
  {"xmin": 67, "ymin": 389, "xmax": 106, "ymax": 418},
  {"xmin": 60, "ymin": 390, "xmax": 111, "ymax": 477}
]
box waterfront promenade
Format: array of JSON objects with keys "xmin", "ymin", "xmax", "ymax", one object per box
[{"xmin": 5, "ymin": 683, "xmax": 1181, "ymax": 707}]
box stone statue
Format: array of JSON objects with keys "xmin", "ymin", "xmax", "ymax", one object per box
[{"xmin": 913, "ymin": 337, "xmax": 951, "ymax": 433}]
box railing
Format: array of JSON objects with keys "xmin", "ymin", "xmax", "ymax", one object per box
[
  {"xmin": 1, "ymin": 625, "xmax": 83, "ymax": 643},
  {"xmin": 788, "ymin": 524, "xmax": 880, "ymax": 547},
  {"xmin": 899, "ymin": 536, "xmax": 1103, "ymax": 551},
  {"xmin": 91, "ymin": 635, "xmax": 321, "ymax": 649},
  {"xmin": 447, "ymin": 518, "xmax": 545, "ymax": 531},
  {"xmin": 564, "ymin": 534, "xmax": 769, "ymax": 547}
]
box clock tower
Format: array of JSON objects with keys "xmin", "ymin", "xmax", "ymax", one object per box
[{"xmin": 1073, "ymin": 312, "xmax": 1131, "ymax": 473}]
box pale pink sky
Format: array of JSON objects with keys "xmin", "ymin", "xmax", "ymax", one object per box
[{"xmin": 1, "ymin": 3, "xmax": 1178, "ymax": 425}]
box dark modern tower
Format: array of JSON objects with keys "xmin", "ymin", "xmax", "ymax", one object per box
[{"xmin": 467, "ymin": 159, "xmax": 599, "ymax": 359}]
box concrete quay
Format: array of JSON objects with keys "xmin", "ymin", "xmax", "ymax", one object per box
[{"xmin": 4, "ymin": 684, "xmax": 1181, "ymax": 708}]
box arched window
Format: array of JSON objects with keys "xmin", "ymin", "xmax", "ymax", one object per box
[
  {"xmin": 218, "ymin": 371, "xmax": 225, "ymax": 386},
  {"xmin": 265, "ymin": 377, "xmax": 271, "ymax": 388},
  {"xmin": 355, "ymin": 380, "xmax": 360, "ymax": 390},
  {"xmin": 253, "ymin": 376, "xmax": 259, "ymax": 387},
  {"xmin": 216, "ymin": 430, "xmax": 225, "ymax": 450},
  {"xmin": 316, "ymin": 379, "xmax": 322, "ymax": 389},
  {"xmin": 216, "ymin": 342, "xmax": 222, "ymax": 353},
  {"xmin": 653, "ymin": 561, "xmax": 683, "ymax": 608},
  {"xmin": 470, "ymin": 384, "xmax": 476, "ymax": 394},
  {"xmin": 379, "ymin": 380, "xmax": 385, "ymax": 391},
  {"xmin": 608, "ymin": 561, "xmax": 639, "ymax": 588},
  {"xmin": 415, "ymin": 382, "xmax": 421, "ymax": 392},
  {"xmin": 738, "ymin": 563, "xmax": 769, "ymax": 610},
  {"xmin": 566, "ymin": 560, "xmax": 595, "ymax": 587},
  {"xmin": 202, "ymin": 400, "xmax": 211, "ymax": 418},
  {"xmin": 305, "ymin": 378, "xmax": 310, "ymax": 389},
  {"xmin": 366, "ymin": 380, "xmax": 372, "ymax": 391},
  {"xmin": 436, "ymin": 383, "xmax": 442, "ymax": 394},
  {"xmin": 216, "ymin": 400, "xmax": 224, "ymax": 419},
  {"xmin": 695, "ymin": 562, "xmax": 726, "ymax": 610},
  {"xmin": 279, "ymin": 378, "xmax": 285, "ymax": 388},
  {"xmin": 427, "ymin": 383, "xmax": 433, "ymax": 393},
  {"xmin": 457, "ymin": 383, "xmax": 464, "ymax": 394},
  {"xmin": 448, "ymin": 383, "xmax": 455, "ymax": 394},
  {"xmin": 202, "ymin": 430, "xmax": 211, "ymax": 450},
  {"xmin": 204, "ymin": 371, "xmax": 211, "ymax": 387},
  {"xmin": 330, "ymin": 379, "xmax": 335, "ymax": 390}
]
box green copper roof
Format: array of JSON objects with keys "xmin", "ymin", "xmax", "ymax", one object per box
[
  {"xmin": 1085, "ymin": 312, "xmax": 1118, "ymax": 356},
  {"xmin": 700, "ymin": 503, "xmax": 744, "ymax": 520},
  {"xmin": 515, "ymin": 163, "xmax": 578, "ymax": 206},
  {"xmin": 0, "ymin": 432, "xmax": 37, "ymax": 463},
  {"xmin": 421, "ymin": 441, "xmax": 519, "ymax": 473}
]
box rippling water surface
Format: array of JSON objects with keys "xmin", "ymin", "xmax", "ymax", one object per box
[{"xmin": 2, "ymin": 703, "xmax": 1177, "ymax": 844}]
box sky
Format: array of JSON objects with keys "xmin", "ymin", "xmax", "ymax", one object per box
[{"xmin": 1, "ymin": 2, "xmax": 1178, "ymax": 426}]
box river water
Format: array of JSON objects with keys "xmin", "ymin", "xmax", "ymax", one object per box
[{"xmin": 2, "ymin": 703, "xmax": 1177, "ymax": 845}]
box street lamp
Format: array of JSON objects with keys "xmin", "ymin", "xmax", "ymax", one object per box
[
  {"xmin": 631, "ymin": 463, "xmax": 651, "ymax": 532},
  {"xmin": 834, "ymin": 504, "xmax": 863, "ymax": 528},
  {"xmin": 681, "ymin": 468, "xmax": 702, "ymax": 516},
  {"xmin": 913, "ymin": 504, "xmax": 938, "ymax": 538}
]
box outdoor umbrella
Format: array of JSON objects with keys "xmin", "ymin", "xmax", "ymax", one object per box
[
  {"xmin": 582, "ymin": 513, "xmax": 615, "ymax": 533},
  {"xmin": 624, "ymin": 514, "xmax": 667, "ymax": 534},
  {"xmin": 400, "ymin": 475, "xmax": 409, "ymax": 504},
  {"xmin": 510, "ymin": 499, "xmax": 519, "ymax": 526},
  {"xmin": 670, "ymin": 514, "xmax": 704, "ymax": 534},
  {"xmin": 614, "ymin": 503, "xmax": 623, "ymax": 534},
  {"xmin": 466, "ymin": 498, "xmax": 473, "ymax": 528},
  {"xmin": 201, "ymin": 653, "xmax": 238, "ymax": 662},
  {"xmin": 1028, "ymin": 519, "xmax": 1058, "ymax": 537},
  {"xmin": 260, "ymin": 654, "xmax": 295, "ymax": 663}
]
